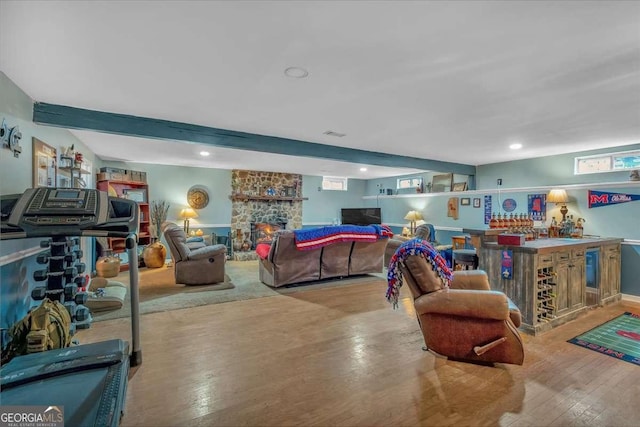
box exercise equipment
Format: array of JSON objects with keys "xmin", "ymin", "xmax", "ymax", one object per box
[{"xmin": 0, "ymin": 187, "xmax": 142, "ymax": 426}]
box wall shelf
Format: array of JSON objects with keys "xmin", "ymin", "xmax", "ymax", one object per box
[
  {"xmin": 362, "ymin": 181, "xmax": 640, "ymax": 200},
  {"xmin": 229, "ymin": 195, "xmax": 308, "ymax": 202}
]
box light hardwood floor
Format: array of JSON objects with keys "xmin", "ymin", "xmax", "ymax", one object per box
[{"xmin": 77, "ymin": 283, "xmax": 640, "ymax": 427}]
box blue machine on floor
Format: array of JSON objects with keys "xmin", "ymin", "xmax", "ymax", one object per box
[{"xmin": 0, "ymin": 187, "xmax": 142, "ymax": 426}]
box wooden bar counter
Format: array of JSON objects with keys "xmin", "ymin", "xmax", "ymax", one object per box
[{"xmin": 464, "ymin": 229, "xmax": 622, "ymax": 335}]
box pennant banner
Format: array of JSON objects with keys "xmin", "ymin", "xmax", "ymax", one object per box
[{"xmin": 588, "ymin": 190, "xmax": 640, "ymax": 208}]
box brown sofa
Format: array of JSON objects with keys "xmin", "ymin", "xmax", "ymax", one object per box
[
  {"xmin": 399, "ymin": 254, "xmax": 524, "ymax": 365},
  {"xmin": 161, "ymin": 222, "xmax": 227, "ymax": 285},
  {"xmin": 259, "ymin": 230, "xmax": 388, "ymax": 287}
]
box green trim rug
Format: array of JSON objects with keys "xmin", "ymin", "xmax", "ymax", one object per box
[{"xmin": 568, "ymin": 312, "xmax": 640, "ymax": 366}]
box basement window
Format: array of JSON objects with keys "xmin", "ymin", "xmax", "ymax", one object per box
[
  {"xmin": 575, "ymin": 149, "xmax": 640, "ymax": 174},
  {"xmin": 322, "ymin": 176, "xmax": 348, "ymax": 191},
  {"xmin": 397, "ymin": 177, "xmax": 423, "ymax": 189}
]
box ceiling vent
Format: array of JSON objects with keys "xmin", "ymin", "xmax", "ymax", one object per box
[{"xmin": 323, "ymin": 131, "xmax": 346, "ymax": 138}]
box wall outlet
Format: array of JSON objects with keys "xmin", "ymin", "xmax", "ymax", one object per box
[{"xmin": 497, "ymin": 178, "xmax": 502, "ymax": 186}]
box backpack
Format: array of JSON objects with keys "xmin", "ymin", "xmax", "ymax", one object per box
[{"xmin": 1, "ymin": 298, "xmax": 72, "ymax": 364}]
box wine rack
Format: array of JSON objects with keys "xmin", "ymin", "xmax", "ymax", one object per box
[{"xmin": 536, "ymin": 266, "xmax": 556, "ymax": 323}]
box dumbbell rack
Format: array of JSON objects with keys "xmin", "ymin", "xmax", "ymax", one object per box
[{"xmin": 34, "ymin": 236, "xmax": 91, "ymax": 335}]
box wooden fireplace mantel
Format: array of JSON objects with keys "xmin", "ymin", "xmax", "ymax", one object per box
[{"xmin": 229, "ymin": 195, "xmax": 308, "ymax": 202}]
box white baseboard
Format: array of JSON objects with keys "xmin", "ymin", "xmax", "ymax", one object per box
[{"xmin": 621, "ymin": 293, "xmax": 640, "ymax": 304}]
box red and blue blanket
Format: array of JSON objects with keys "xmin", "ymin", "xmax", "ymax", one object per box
[{"xmin": 294, "ymin": 224, "xmax": 392, "ymax": 251}]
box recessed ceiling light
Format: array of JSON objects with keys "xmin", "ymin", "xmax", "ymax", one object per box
[
  {"xmin": 509, "ymin": 143, "xmax": 523, "ymax": 150},
  {"xmin": 200, "ymin": 151, "xmax": 210, "ymax": 156},
  {"xmin": 359, "ymin": 167, "xmax": 368, "ymax": 172},
  {"xmin": 284, "ymin": 66, "xmax": 309, "ymax": 78}
]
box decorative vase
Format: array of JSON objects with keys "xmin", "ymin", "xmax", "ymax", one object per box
[
  {"xmin": 143, "ymin": 242, "xmax": 167, "ymax": 268},
  {"xmin": 96, "ymin": 256, "xmax": 121, "ymax": 278}
]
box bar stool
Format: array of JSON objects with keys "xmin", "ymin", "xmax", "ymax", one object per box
[
  {"xmin": 451, "ymin": 235, "xmax": 466, "ymax": 250},
  {"xmin": 452, "ymin": 236, "xmax": 478, "ymax": 270},
  {"xmin": 452, "ymin": 249, "xmax": 479, "ymax": 270}
]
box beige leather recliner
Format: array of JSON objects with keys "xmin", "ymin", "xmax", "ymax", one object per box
[
  {"xmin": 161, "ymin": 222, "xmax": 227, "ymax": 285},
  {"xmin": 399, "ymin": 255, "xmax": 524, "ymax": 365}
]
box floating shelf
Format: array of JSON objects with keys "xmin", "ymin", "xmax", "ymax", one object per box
[
  {"xmin": 362, "ymin": 180, "xmax": 640, "ymax": 200},
  {"xmin": 229, "ymin": 195, "xmax": 308, "ymax": 202}
]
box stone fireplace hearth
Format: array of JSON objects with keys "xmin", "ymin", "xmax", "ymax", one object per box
[{"xmin": 230, "ymin": 170, "xmax": 304, "ymax": 259}]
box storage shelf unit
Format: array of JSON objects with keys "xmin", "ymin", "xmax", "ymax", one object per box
[
  {"xmin": 97, "ymin": 179, "xmax": 151, "ymax": 253},
  {"xmin": 58, "ymin": 155, "xmax": 91, "ymax": 188}
]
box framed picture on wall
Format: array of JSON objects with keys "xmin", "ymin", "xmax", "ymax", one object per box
[
  {"xmin": 32, "ymin": 138, "xmax": 57, "ymax": 188},
  {"xmin": 473, "ymin": 198, "xmax": 481, "ymax": 208},
  {"xmin": 461, "ymin": 197, "xmax": 471, "ymax": 206}
]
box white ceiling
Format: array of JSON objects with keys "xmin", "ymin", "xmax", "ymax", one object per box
[{"xmin": 1, "ymin": 1, "xmax": 639, "ymax": 179}]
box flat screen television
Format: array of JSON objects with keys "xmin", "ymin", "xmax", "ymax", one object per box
[{"xmin": 341, "ymin": 208, "xmax": 382, "ymax": 226}]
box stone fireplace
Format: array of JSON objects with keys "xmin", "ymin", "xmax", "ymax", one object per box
[{"xmin": 230, "ymin": 170, "xmax": 304, "ymax": 257}]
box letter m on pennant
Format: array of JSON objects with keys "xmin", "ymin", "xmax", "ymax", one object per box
[{"xmin": 589, "ymin": 191, "xmax": 609, "ymax": 208}]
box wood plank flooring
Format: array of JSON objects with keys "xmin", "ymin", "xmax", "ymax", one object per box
[{"xmin": 76, "ymin": 283, "xmax": 640, "ymax": 426}]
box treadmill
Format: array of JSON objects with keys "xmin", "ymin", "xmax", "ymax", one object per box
[{"xmin": 0, "ymin": 187, "xmax": 142, "ymax": 427}]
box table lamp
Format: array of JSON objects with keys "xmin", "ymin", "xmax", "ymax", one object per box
[
  {"xmin": 547, "ymin": 189, "xmax": 569, "ymax": 222},
  {"xmin": 404, "ymin": 210, "xmax": 423, "ymax": 236},
  {"xmin": 180, "ymin": 207, "xmax": 199, "ymax": 234}
]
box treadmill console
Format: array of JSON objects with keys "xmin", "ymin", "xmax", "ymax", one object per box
[{"xmin": 1, "ymin": 187, "xmax": 138, "ymax": 239}]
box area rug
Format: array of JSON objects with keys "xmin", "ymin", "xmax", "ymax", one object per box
[
  {"xmin": 567, "ymin": 312, "xmax": 640, "ymax": 366},
  {"xmin": 90, "ymin": 260, "xmax": 386, "ymax": 322}
]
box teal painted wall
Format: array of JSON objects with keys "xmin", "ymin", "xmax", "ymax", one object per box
[
  {"xmin": 1, "ymin": 72, "xmax": 100, "ymax": 196},
  {"xmin": 476, "ymin": 146, "xmax": 640, "ymax": 189},
  {"xmin": 302, "ymin": 176, "xmax": 367, "ymax": 225}
]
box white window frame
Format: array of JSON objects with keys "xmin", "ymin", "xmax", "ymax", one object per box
[
  {"xmin": 322, "ymin": 176, "xmax": 348, "ymax": 191},
  {"xmin": 575, "ymin": 149, "xmax": 640, "ymax": 175},
  {"xmin": 397, "ymin": 177, "xmax": 423, "ymax": 189}
]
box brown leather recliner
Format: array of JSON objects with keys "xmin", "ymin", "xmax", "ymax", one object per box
[
  {"xmin": 161, "ymin": 222, "xmax": 227, "ymax": 285},
  {"xmin": 399, "ymin": 255, "xmax": 524, "ymax": 365}
]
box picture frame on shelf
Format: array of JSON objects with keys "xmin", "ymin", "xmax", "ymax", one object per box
[
  {"xmin": 461, "ymin": 197, "xmax": 471, "ymax": 206},
  {"xmin": 123, "ymin": 188, "xmax": 147, "ymax": 203},
  {"xmin": 452, "ymin": 182, "xmax": 468, "ymax": 192},
  {"xmin": 284, "ymin": 186, "xmax": 296, "ymax": 197},
  {"xmin": 473, "ymin": 198, "xmax": 481, "ymax": 208},
  {"xmin": 431, "ymin": 173, "xmax": 453, "ymax": 193}
]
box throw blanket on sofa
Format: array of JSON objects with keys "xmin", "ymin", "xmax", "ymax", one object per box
[
  {"xmin": 386, "ymin": 239, "xmax": 453, "ymax": 309},
  {"xmin": 294, "ymin": 224, "xmax": 392, "ymax": 250}
]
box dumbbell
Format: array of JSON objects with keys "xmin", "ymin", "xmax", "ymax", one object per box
[
  {"xmin": 74, "ymin": 306, "xmax": 90, "ymax": 322},
  {"xmin": 33, "ymin": 269, "xmax": 49, "ymax": 281},
  {"xmin": 74, "ymin": 292, "xmax": 88, "ymax": 305},
  {"xmin": 31, "ymin": 287, "xmax": 47, "ymax": 300},
  {"xmin": 36, "ymin": 252, "xmax": 51, "ymax": 264},
  {"xmin": 74, "ymin": 276, "xmax": 87, "ymax": 288},
  {"xmin": 64, "ymin": 284, "xmax": 78, "ymax": 299},
  {"xmin": 75, "ymin": 263, "xmax": 86, "ymax": 275},
  {"xmin": 63, "ymin": 267, "xmax": 78, "ymax": 278}
]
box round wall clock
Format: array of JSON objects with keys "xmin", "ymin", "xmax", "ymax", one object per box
[{"xmin": 187, "ymin": 187, "xmax": 209, "ymax": 209}]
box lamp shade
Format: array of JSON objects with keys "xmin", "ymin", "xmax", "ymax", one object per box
[
  {"xmin": 179, "ymin": 208, "xmax": 199, "ymax": 219},
  {"xmin": 404, "ymin": 210, "xmax": 423, "ymax": 221},
  {"xmin": 547, "ymin": 189, "xmax": 568, "ymax": 204}
]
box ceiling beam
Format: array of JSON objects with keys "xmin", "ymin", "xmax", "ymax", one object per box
[{"xmin": 33, "ymin": 102, "xmax": 476, "ymax": 175}]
